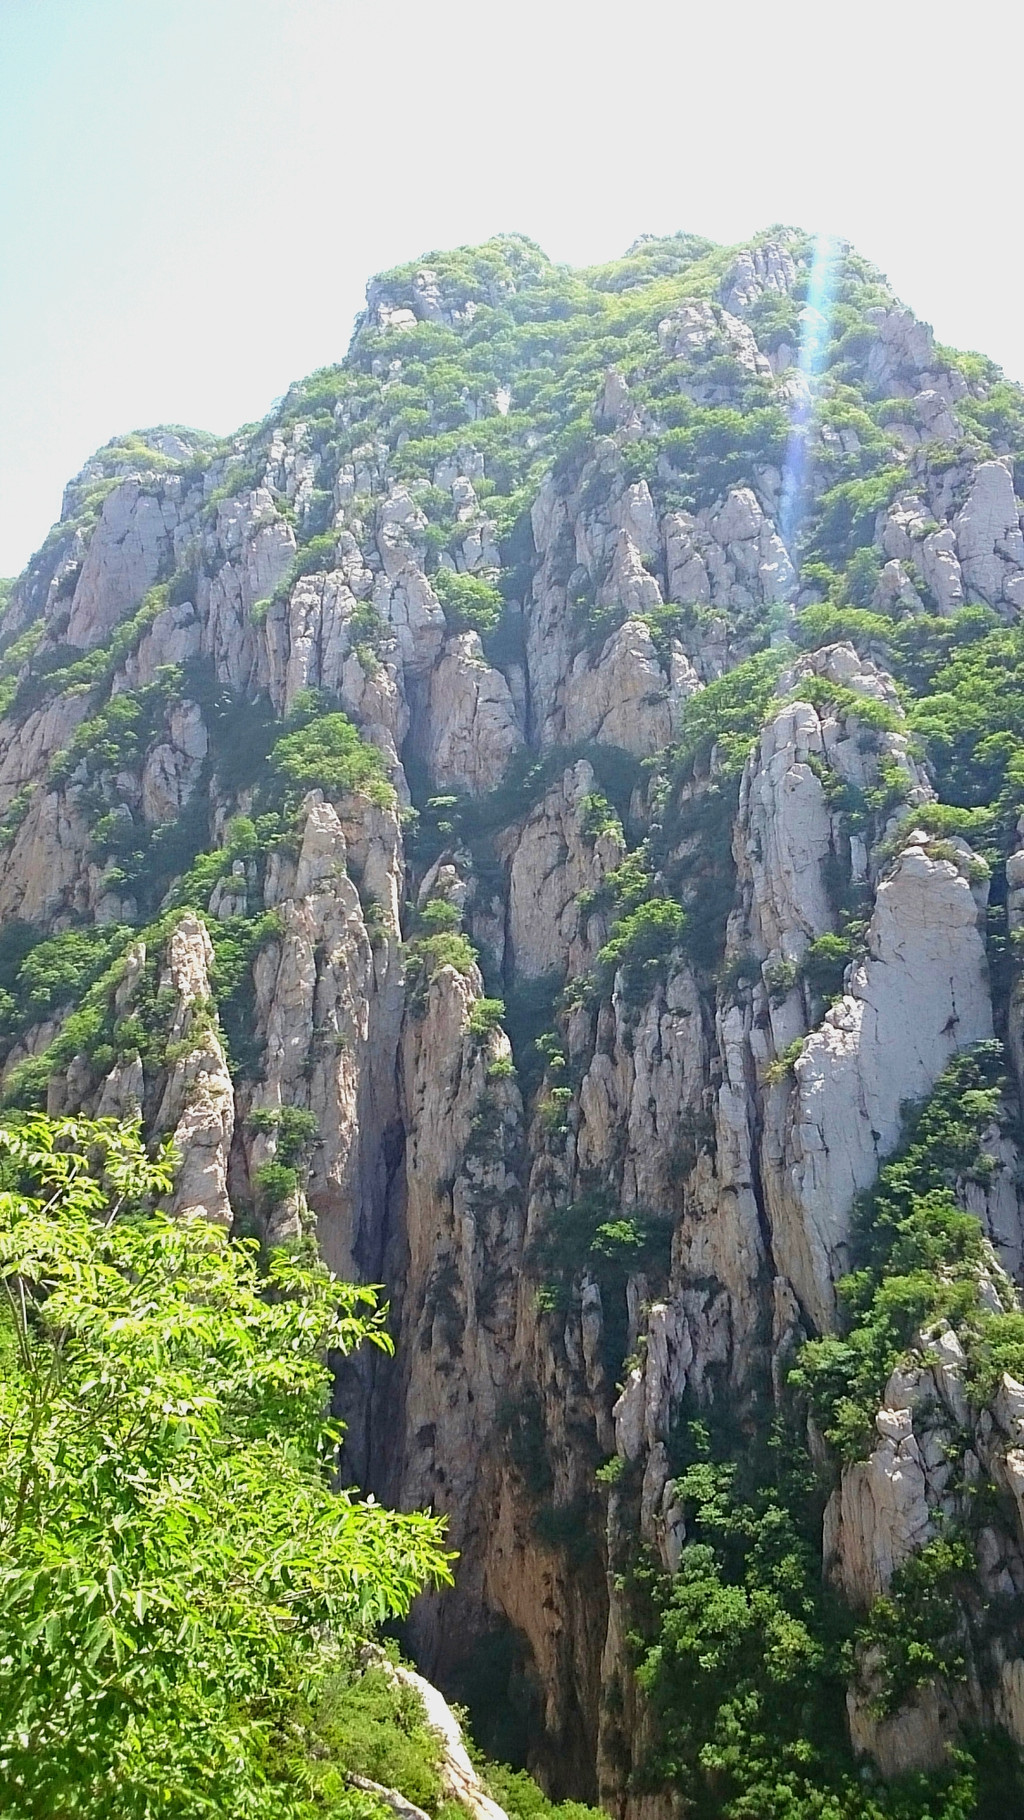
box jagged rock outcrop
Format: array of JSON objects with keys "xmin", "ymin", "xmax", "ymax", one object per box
[
  {"xmin": 424, "ymin": 635, "xmax": 522, "ymax": 795},
  {"xmin": 156, "ymin": 913, "xmax": 235, "ymax": 1226},
  {"xmin": 66, "ymin": 478, "xmax": 188, "ymax": 649},
  {"xmin": 503, "ymin": 761, "xmax": 624, "ymax": 980},
  {"xmin": 253, "ymin": 789, "xmax": 405, "ymax": 1271},
  {"xmin": 882, "ymin": 456, "xmax": 1024, "ymax": 618},
  {"xmin": 766, "ymin": 839, "xmax": 993, "ymax": 1327}
]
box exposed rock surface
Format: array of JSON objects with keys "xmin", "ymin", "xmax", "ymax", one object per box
[
  {"xmin": 504, "ymin": 761, "xmax": 624, "ymax": 979},
  {"xmin": 767, "ymin": 839, "xmax": 992, "ymax": 1327},
  {"xmin": 156, "ymin": 913, "xmax": 235, "ymax": 1226},
  {"xmin": 67, "ymin": 479, "xmax": 185, "ymax": 648},
  {"xmin": 424, "ymin": 634, "xmax": 522, "ymax": 794}
]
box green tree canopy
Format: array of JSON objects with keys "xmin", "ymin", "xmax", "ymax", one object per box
[
  {"xmin": 0, "ymin": 1115, "xmax": 452, "ymax": 1818},
  {"xmin": 270, "ymin": 708, "xmax": 393, "ymax": 808}
]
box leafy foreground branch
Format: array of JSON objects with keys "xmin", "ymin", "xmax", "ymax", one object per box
[{"xmin": 0, "ymin": 1115, "xmax": 453, "ymax": 1818}]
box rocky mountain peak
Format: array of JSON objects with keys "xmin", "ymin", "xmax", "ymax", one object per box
[{"xmin": 4, "ymin": 225, "xmax": 1024, "ymax": 1812}]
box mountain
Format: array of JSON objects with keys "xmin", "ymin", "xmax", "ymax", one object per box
[{"xmin": 4, "ymin": 225, "xmax": 1024, "ymax": 1815}]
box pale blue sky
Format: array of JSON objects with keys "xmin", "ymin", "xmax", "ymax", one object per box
[{"xmin": 2, "ymin": 0, "xmax": 1021, "ymax": 578}]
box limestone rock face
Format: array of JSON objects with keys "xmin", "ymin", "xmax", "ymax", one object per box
[
  {"xmin": 663, "ymin": 488, "xmax": 796, "ymax": 676},
  {"xmin": 376, "ymin": 562, "xmax": 446, "ymax": 681},
  {"xmin": 254, "ymin": 790, "xmax": 405, "ymax": 1275},
  {"xmin": 123, "ymin": 598, "xmax": 203, "ymax": 685},
  {"xmin": 954, "ymin": 460, "xmax": 1024, "ymax": 609},
  {"xmin": 714, "ymin": 646, "xmax": 994, "ymax": 1327},
  {"xmin": 560, "ymin": 619, "xmax": 699, "ymax": 756},
  {"xmin": 864, "ymin": 305, "xmax": 937, "ymax": 397},
  {"xmin": 825, "ymin": 1398, "xmax": 934, "ymax": 1607},
  {"xmin": 526, "ymin": 452, "xmax": 794, "ymax": 752},
  {"xmin": 721, "ymin": 239, "xmax": 797, "ymax": 314},
  {"xmin": 824, "ymin": 1343, "xmax": 1024, "ymax": 1773},
  {"xmin": 67, "ymin": 479, "xmax": 184, "ymax": 648},
  {"xmin": 882, "ymin": 455, "xmax": 1024, "ymax": 616},
  {"xmin": 156, "ymin": 914, "xmax": 235, "ymax": 1227},
  {"xmin": 765, "ymin": 842, "xmax": 992, "ymax": 1328},
  {"xmin": 424, "ymin": 634, "xmax": 522, "ymax": 794},
  {"xmin": 5, "ymin": 229, "xmax": 1024, "ymax": 1810},
  {"xmin": 140, "ymin": 700, "xmax": 208, "ymax": 823},
  {"xmin": 0, "ymin": 693, "xmax": 92, "ymax": 807},
  {"xmin": 202, "ymin": 487, "xmax": 296, "ymax": 693},
  {"xmin": 0, "ymin": 787, "xmax": 94, "ymax": 924},
  {"xmin": 740, "ymin": 699, "xmax": 838, "ymax": 960},
  {"xmin": 265, "ymin": 562, "xmax": 375, "ymax": 712},
  {"xmin": 504, "ymin": 762, "xmax": 624, "ymax": 979},
  {"xmin": 262, "ymin": 562, "xmax": 410, "ymax": 766},
  {"xmin": 847, "ymin": 1678, "xmax": 964, "ymax": 1779},
  {"xmin": 574, "ymin": 957, "xmax": 707, "ymax": 1212},
  {"xmin": 386, "ymin": 958, "xmax": 524, "ymax": 1670}
]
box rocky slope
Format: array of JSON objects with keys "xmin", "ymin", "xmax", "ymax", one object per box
[{"xmin": 5, "ymin": 228, "xmax": 1024, "ymax": 1813}]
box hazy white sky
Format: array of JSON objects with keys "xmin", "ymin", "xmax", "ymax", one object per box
[{"xmin": 1, "ymin": 0, "xmax": 1021, "ymax": 578}]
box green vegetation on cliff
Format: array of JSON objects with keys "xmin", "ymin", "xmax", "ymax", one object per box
[
  {"xmin": 631, "ymin": 1415, "xmax": 1023, "ymax": 1820},
  {"xmin": 792, "ymin": 1043, "xmax": 1023, "ymax": 1457},
  {"xmin": 628, "ymin": 1050, "xmax": 1024, "ymax": 1819}
]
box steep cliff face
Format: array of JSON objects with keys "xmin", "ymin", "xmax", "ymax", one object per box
[{"xmin": 5, "ymin": 228, "xmax": 1024, "ymax": 1811}]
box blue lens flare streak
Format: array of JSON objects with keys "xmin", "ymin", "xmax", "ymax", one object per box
[{"xmin": 778, "ymin": 234, "xmax": 841, "ymax": 557}]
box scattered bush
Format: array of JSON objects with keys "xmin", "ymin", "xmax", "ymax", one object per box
[
  {"xmin": 594, "ymin": 898, "xmax": 687, "ymax": 1004},
  {"xmin": 270, "ymin": 709, "xmax": 393, "ymax": 807},
  {"xmin": 801, "ymin": 931, "xmax": 854, "ymax": 1002},
  {"xmin": 628, "ymin": 1412, "xmax": 1006, "ymax": 1819},
  {"xmin": 433, "ymin": 567, "xmax": 503, "ymax": 634},
  {"xmin": 468, "ymin": 996, "xmax": 506, "ymax": 1038},
  {"xmin": 530, "ymin": 1186, "xmax": 672, "ymax": 1375}
]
